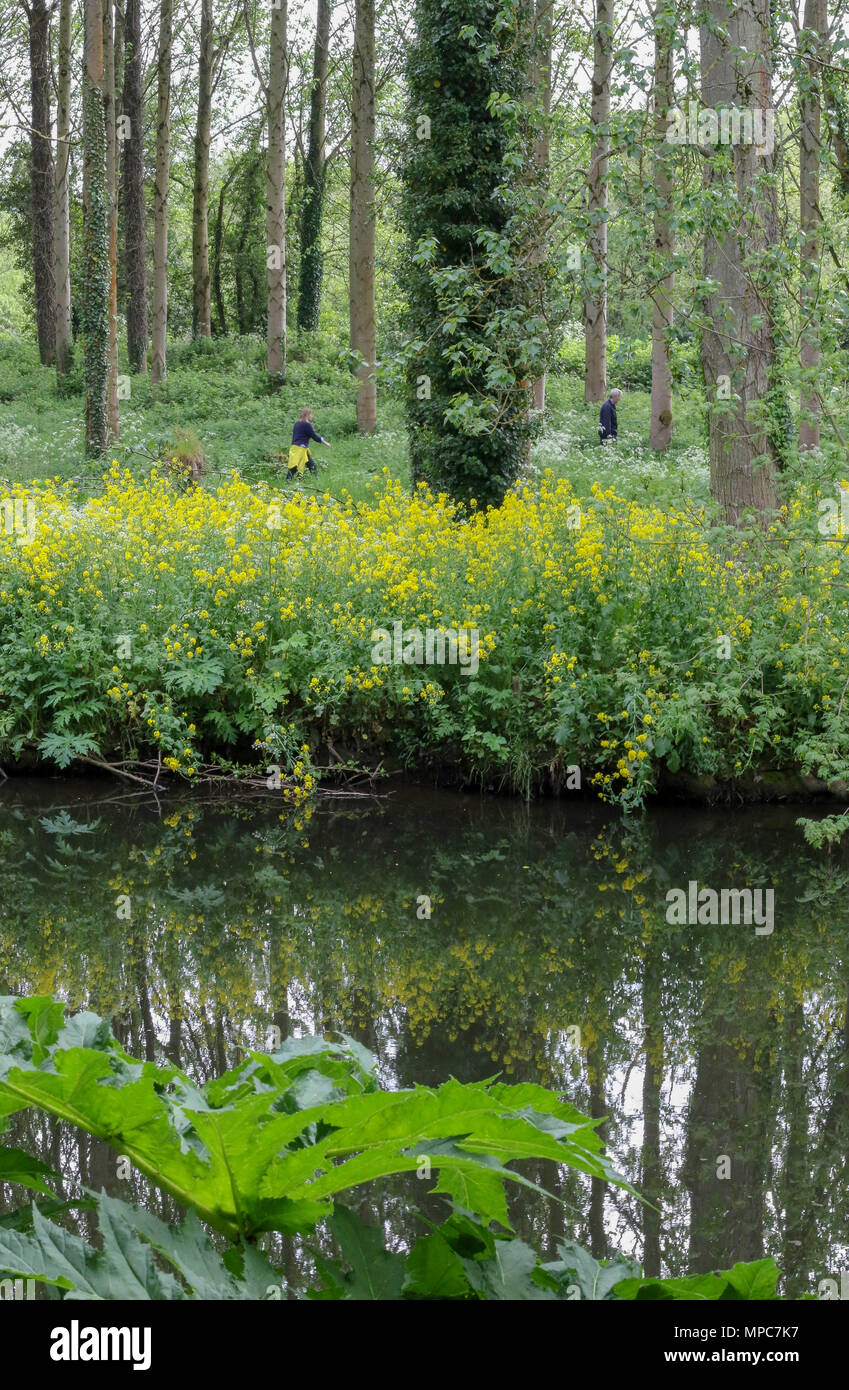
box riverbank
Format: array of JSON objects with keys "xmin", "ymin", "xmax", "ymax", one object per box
[{"xmin": 1, "ymin": 466, "xmax": 847, "ymax": 809}]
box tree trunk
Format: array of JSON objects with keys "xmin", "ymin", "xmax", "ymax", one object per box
[
  {"xmin": 649, "ymin": 1, "xmax": 674, "ymax": 450},
  {"xmin": 54, "ymin": 0, "xmax": 73, "ymax": 378},
  {"xmin": 531, "ymin": 0, "xmax": 553, "ymax": 413},
  {"xmin": 122, "ymin": 0, "xmax": 148, "ymax": 373},
  {"xmin": 151, "ymin": 0, "xmax": 172, "ymax": 386},
  {"xmin": 266, "ymin": 0, "xmax": 287, "ymax": 376},
  {"xmin": 212, "ymin": 179, "xmax": 227, "ymax": 335},
  {"xmin": 350, "ymin": 0, "xmax": 377, "ymax": 432},
  {"xmin": 699, "ymin": 0, "xmax": 780, "ymax": 523},
  {"xmin": 799, "ymin": 0, "xmax": 825, "ymax": 450},
  {"xmin": 641, "ymin": 942, "xmax": 663, "ymax": 1276},
  {"xmin": 297, "ymin": 0, "xmax": 331, "ymax": 334},
  {"xmin": 584, "ymin": 0, "xmax": 613, "ymax": 404},
  {"xmin": 192, "ymin": 0, "xmax": 214, "ymax": 338},
  {"xmin": 27, "ymin": 0, "xmax": 56, "ymax": 365},
  {"xmin": 83, "ymin": 0, "xmax": 109, "ymax": 455},
  {"xmin": 103, "ymin": 0, "xmax": 120, "ymax": 438}
]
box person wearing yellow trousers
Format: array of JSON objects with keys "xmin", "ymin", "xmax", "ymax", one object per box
[{"xmin": 288, "ymin": 408, "xmax": 331, "ymax": 477}]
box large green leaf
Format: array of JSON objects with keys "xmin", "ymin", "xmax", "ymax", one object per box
[
  {"xmin": 0, "ymin": 1194, "xmax": 282, "ymax": 1300},
  {"xmin": 542, "ymin": 1239, "xmax": 641, "ymax": 1300},
  {"xmin": 0, "ymin": 997, "xmax": 635, "ymax": 1243},
  {"xmin": 614, "ymin": 1258, "xmax": 781, "ymax": 1302},
  {"xmin": 0, "ymin": 1143, "xmax": 59, "ymax": 1197}
]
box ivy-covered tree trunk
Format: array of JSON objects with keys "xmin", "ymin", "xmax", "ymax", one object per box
[
  {"xmin": 122, "ymin": 0, "xmax": 148, "ymax": 374},
  {"xmin": 699, "ymin": 0, "xmax": 781, "ymax": 523},
  {"xmin": 103, "ymin": 0, "xmax": 120, "ymax": 439},
  {"xmin": 26, "ymin": 0, "xmax": 56, "ymax": 366},
  {"xmin": 403, "ymin": 0, "xmax": 534, "ymax": 506},
  {"xmin": 649, "ymin": 0, "xmax": 674, "ymax": 451},
  {"xmin": 798, "ymin": 0, "xmax": 826, "ymax": 451},
  {"xmin": 266, "ymin": 0, "xmax": 288, "ymax": 378},
  {"xmin": 350, "ymin": 0, "xmax": 377, "ymax": 432},
  {"xmin": 531, "ymin": 0, "xmax": 553, "ymax": 415},
  {"xmin": 297, "ymin": 0, "xmax": 331, "ymax": 334},
  {"xmin": 192, "ymin": 0, "xmax": 214, "ymax": 339},
  {"xmin": 151, "ymin": 0, "xmax": 172, "ymax": 385},
  {"xmin": 54, "ymin": 0, "xmax": 73, "ymax": 380},
  {"xmin": 83, "ymin": 0, "xmax": 110, "ymax": 456},
  {"xmin": 584, "ymin": 0, "xmax": 613, "ymax": 404}
]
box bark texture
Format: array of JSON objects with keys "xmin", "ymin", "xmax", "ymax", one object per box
[
  {"xmin": 584, "ymin": 0, "xmax": 613, "ymax": 403},
  {"xmin": 122, "ymin": 0, "xmax": 148, "ymax": 373},
  {"xmin": 699, "ymin": 0, "xmax": 780, "ymax": 523},
  {"xmin": 350, "ymin": 0, "xmax": 377, "ymax": 432}
]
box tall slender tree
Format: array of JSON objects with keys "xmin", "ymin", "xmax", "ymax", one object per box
[
  {"xmin": 122, "ymin": 0, "xmax": 147, "ymax": 373},
  {"xmin": 151, "ymin": 0, "xmax": 172, "ymax": 385},
  {"xmin": 82, "ymin": 0, "xmax": 110, "ymax": 454},
  {"xmin": 350, "ymin": 0, "xmax": 377, "ymax": 432},
  {"xmin": 192, "ymin": 0, "xmax": 214, "ymax": 338},
  {"xmin": 649, "ymin": 0, "xmax": 675, "ymax": 450},
  {"xmin": 584, "ymin": 0, "xmax": 613, "ymax": 403},
  {"xmin": 531, "ymin": 0, "xmax": 553, "ymax": 414},
  {"xmin": 54, "ymin": 0, "xmax": 73, "ymax": 379},
  {"xmin": 798, "ymin": 0, "xmax": 826, "ymax": 450},
  {"xmin": 297, "ymin": 0, "xmax": 331, "ymax": 334},
  {"xmin": 699, "ymin": 0, "xmax": 781, "ymax": 522},
  {"xmin": 24, "ymin": 0, "xmax": 56, "ymax": 365},
  {"xmin": 266, "ymin": 0, "xmax": 288, "ymax": 377},
  {"xmin": 103, "ymin": 0, "xmax": 120, "ymax": 438}
]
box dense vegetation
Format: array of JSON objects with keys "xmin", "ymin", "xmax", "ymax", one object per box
[{"xmin": 0, "ymin": 996, "xmax": 807, "ymax": 1299}]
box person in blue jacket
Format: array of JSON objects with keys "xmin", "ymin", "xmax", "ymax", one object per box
[
  {"xmin": 599, "ymin": 388, "xmax": 622, "ymax": 443},
  {"xmin": 287, "ymin": 408, "xmax": 331, "ymax": 477}
]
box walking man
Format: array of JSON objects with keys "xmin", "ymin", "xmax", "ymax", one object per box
[{"xmin": 599, "ymin": 388, "xmax": 622, "ymax": 443}]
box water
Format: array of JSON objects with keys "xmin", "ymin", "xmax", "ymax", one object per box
[{"xmin": 1, "ymin": 779, "xmax": 847, "ymax": 1296}]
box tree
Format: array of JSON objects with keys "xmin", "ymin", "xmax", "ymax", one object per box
[
  {"xmin": 82, "ymin": 0, "xmax": 110, "ymax": 454},
  {"xmin": 192, "ymin": 0, "xmax": 214, "ymax": 338},
  {"xmin": 266, "ymin": 0, "xmax": 287, "ymax": 377},
  {"xmin": 649, "ymin": 0, "xmax": 675, "ymax": 450},
  {"xmin": 24, "ymin": 0, "xmax": 55, "ymax": 365},
  {"xmin": 403, "ymin": 0, "xmax": 537, "ymax": 507},
  {"xmin": 584, "ymin": 0, "xmax": 613, "ymax": 404},
  {"xmin": 530, "ymin": 0, "xmax": 553, "ymax": 414},
  {"xmin": 151, "ymin": 0, "xmax": 172, "ymax": 385},
  {"xmin": 54, "ymin": 0, "xmax": 73, "ymax": 379},
  {"xmin": 699, "ymin": 0, "xmax": 781, "ymax": 523},
  {"xmin": 798, "ymin": 0, "xmax": 826, "ymax": 450},
  {"xmin": 350, "ymin": 0, "xmax": 376, "ymax": 432},
  {"xmin": 297, "ymin": 0, "xmax": 331, "ymax": 334},
  {"xmin": 122, "ymin": 0, "xmax": 148, "ymax": 373},
  {"xmin": 103, "ymin": 0, "xmax": 120, "ymax": 438}
]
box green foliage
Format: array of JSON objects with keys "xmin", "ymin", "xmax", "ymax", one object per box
[
  {"xmin": 0, "ymin": 995, "xmax": 803, "ymax": 1301},
  {"xmin": 0, "ymin": 996, "xmax": 631, "ymax": 1245},
  {"xmin": 402, "ymin": 0, "xmax": 539, "ymax": 507}
]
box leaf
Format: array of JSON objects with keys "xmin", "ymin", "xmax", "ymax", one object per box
[
  {"xmin": 0, "ymin": 998, "xmax": 634, "ymax": 1247},
  {"xmin": 0, "ymin": 1144, "xmax": 60, "ymax": 1197},
  {"xmin": 463, "ymin": 1236, "xmax": 555, "ymax": 1301},
  {"xmin": 544, "ymin": 1240, "xmax": 641, "ymax": 1300},
  {"xmin": 403, "ymin": 1231, "xmax": 472, "ymax": 1300},
  {"xmin": 314, "ymin": 1206, "xmax": 406, "ymax": 1300}
]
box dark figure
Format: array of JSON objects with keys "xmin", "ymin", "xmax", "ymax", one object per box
[{"xmin": 599, "ymin": 388, "xmax": 622, "ymax": 442}]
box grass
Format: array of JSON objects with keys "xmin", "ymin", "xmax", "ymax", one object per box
[{"xmin": 0, "ymin": 329, "xmax": 714, "ymax": 506}]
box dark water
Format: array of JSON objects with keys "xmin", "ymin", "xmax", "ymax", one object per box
[{"xmin": 1, "ymin": 780, "xmax": 847, "ymax": 1296}]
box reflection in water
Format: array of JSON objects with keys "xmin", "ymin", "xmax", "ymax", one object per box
[{"xmin": 1, "ymin": 781, "xmax": 847, "ymax": 1296}]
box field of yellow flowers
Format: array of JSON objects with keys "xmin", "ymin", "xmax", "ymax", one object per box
[{"xmin": 1, "ymin": 464, "xmax": 848, "ymax": 806}]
